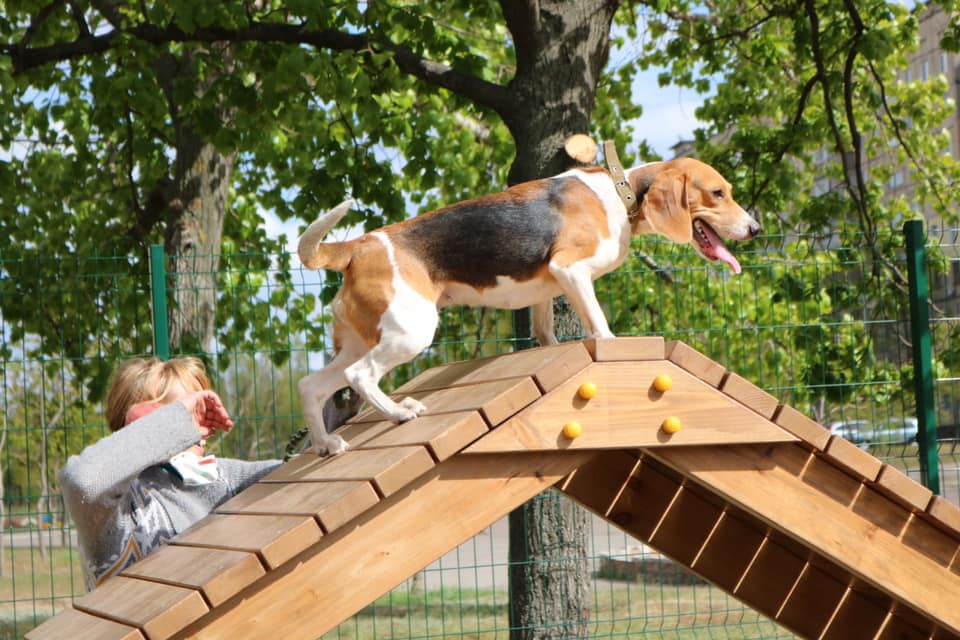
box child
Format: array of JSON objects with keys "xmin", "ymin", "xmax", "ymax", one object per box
[{"xmin": 58, "ymin": 356, "xmax": 281, "ymax": 590}]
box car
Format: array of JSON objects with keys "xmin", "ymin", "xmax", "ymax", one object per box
[{"xmin": 827, "ymin": 417, "xmax": 918, "ymax": 447}]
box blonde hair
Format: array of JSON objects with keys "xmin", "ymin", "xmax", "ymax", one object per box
[{"xmin": 105, "ymin": 357, "xmax": 212, "ymax": 432}]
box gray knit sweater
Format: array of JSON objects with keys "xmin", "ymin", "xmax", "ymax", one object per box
[{"xmin": 58, "ymin": 401, "xmax": 280, "ymax": 590}]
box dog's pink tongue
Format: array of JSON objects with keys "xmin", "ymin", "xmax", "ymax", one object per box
[{"xmin": 700, "ymin": 222, "xmax": 742, "ymax": 275}]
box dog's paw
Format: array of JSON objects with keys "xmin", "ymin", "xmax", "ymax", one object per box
[
  {"xmin": 398, "ymin": 397, "xmax": 427, "ymax": 420},
  {"xmin": 311, "ymin": 433, "xmax": 349, "ymax": 457}
]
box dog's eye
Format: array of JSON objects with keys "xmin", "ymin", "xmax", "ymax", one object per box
[{"xmin": 712, "ymin": 189, "xmax": 724, "ymax": 199}]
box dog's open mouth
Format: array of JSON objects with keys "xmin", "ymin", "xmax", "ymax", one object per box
[{"xmin": 693, "ymin": 219, "xmax": 742, "ymax": 274}]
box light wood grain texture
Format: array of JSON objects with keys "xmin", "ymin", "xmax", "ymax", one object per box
[
  {"xmin": 928, "ymin": 495, "xmax": 960, "ymax": 538},
  {"xmin": 649, "ymin": 443, "xmax": 960, "ymax": 636},
  {"xmin": 720, "ymin": 372, "xmax": 779, "ymax": 418},
  {"xmin": 824, "ymin": 436, "xmax": 883, "ymax": 482},
  {"xmin": 217, "ymin": 481, "xmax": 379, "ymax": 533},
  {"xmin": 73, "ymin": 576, "xmax": 208, "ymax": 640},
  {"xmin": 122, "ymin": 545, "xmax": 265, "ymax": 607},
  {"xmin": 263, "ymin": 447, "xmax": 435, "ymax": 497},
  {"xmin": 25, "ymin": 607, "xmax": 145, "ymax": 640},
  {"xmin": 392, "ymin": 342, "xmax": 591, "ymax": 394},
  {"xmin": 464, "ymin": 362, "xmax": 797, "ymax": 453},
  {"xmin": 350, "ymin": 377, "xmax": 541, "ymax": 427},
  {"xmin": 665, "ymin": 340, "xmax": 726, "ymax": 387},
  {"xmin": 774, "ymin": 404, "xmax": 831, "ymax": 450},
  {"xmin": 875, "ymin": 464, "xmax": 933, "ymax": 513},
  {"xmin": 582, "ymin": 336, "xmax": 664, "ymax": 361},
  {"xmin": 172, "ymin": 514, "xmax": 321, "ymax": 570},
  {"xmin": 172, "ymin": 451, "xmax": 596, "ymax": 640},
  {"xmin": 352, "ymin": 411, "xmax": 489, "ymax": 461}
]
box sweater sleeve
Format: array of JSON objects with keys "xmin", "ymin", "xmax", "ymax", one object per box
[
  {"xmin": 216, "ymin": 458, "xmax": 282, "ymax": 496},
  {"xmin": 58, "ymin": 401, "xmax": 201, "ymax": 532}
]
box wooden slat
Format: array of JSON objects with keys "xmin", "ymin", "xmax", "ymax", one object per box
[
  {"xmin": 824, "ymin": 435, "xmax": 883, "ymax": 482},
  {"xmin": 345, "ymin": 411, "xmax": 488, "ymax": 461},
  {"xmin": 649, "ymin": 443, "xmax": 960, "ymax": 636},
  {"xmin": 648, "ymin": 483, "xmax": 724, "ymax": 567},
  {"xmin": 875, "ymin": 613, "xmax": 935, "ymax": 640},
  {"xmin": 776, "ymin": 563, "xmax": 847, "ymax": 639},
  {"xmin": 217, "ymin": 481, "xmax": 379, "ymax": 534},
  {"xmin": 74, "ymin": 576, "xmax": 207, "ymax": 640},
  {"xmin": 820, "ymin": 587, "xmax": 889, "ymax": 640},
  {"xmin": 582, "ymin": 336, "xmax": 665, "ymax": 361},
  {"xmin": 734, "ymin": 536, "xmax": 806, "ymax": 619},
  {"xmin": 851, "ymin": 485, "xmax": 911, "ymax": 539},
  {"xmin": 774, "ymin": 404, "xmax": 831, "ymax": 450},
  {"xmin": 801, "ymin": 453, "xmax": 861, "ymax": 508},
  {"xmin": 172, "ymin": 451, "xmax": 596, "ymax": 640},
  {"xmin": 555, "ymin": 449, "xmax": 641, "ymax": 519},
  {"xmin": 719, "ymin": 372, "xmax": 779, "ymax": 418},
  {"xmin": 464, "ymin": 361, "xmax": 797, "ymax": 453},
  {"xmin": 25, "ymin": 607, "xmax": 145, "ymax": 640},
  {"xmin": 691, "ymin": 510, "xmax": 765, "ymax": 592},
  {"xmin": 665, "ymin": 340, "xmax": 726, "ymax": 387},
  {"xmin": 264, "ymin": 447, "xmax": 435, "ymax": 498},
  {"xmin": 900, "ymin": 515, "xmax": 960, "ymax": 568},
  {"xmin": 350, "ymin": 377, "xmax": 542, "ymax": 427},
  {"xmin": 392, "ymin": 341, "xmax": 592, "ymax": 394},
  {"xmin": 875, "ymin": 464, "xmax": 934, "ymax": 513},
  {"xmin": 122, "ymin": 545, "xmax": 265, "ymax": 607},
  {"xmin": 173, "ymin": 513, "xmax": 321, "ymax": 570},
  {"xmin": 927, "ymin": 496, "xmax": 960, "ymax": 538}
]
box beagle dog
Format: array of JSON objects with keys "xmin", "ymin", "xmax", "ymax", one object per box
[{"xmin": 298, "ymin": 154, "xmax": 760, "ymax": 455}]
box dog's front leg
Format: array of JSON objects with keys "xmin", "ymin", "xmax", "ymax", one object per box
[{"xmin": 548, "ymin": 262, "xmax": 615, "ymax": 339}]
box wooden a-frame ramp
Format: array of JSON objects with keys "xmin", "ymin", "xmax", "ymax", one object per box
[{"xmin": 28, "ymin": 338, "xmax": 960, "ymax": 640}]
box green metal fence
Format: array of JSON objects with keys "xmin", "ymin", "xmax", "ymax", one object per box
[{"xmin": 1, "ymin": 224, "xmax": 958, "ymax": 638}]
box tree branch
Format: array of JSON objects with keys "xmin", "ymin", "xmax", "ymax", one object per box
[{"xmin": 2, "ymin": 19, "xmax": 514, "ymax": 114}]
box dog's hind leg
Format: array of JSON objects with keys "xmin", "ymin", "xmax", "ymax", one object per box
[
  {"xmin": 532, "ymin": 300, "xmax": 559, "ymax": 346},
  {"xmin": 343, "ymin": 289, "xmax": 439, "ymax": 423}
]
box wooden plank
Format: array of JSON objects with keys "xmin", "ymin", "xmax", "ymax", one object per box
[
  {"xmin": 217, "ymin": 481, "xmax": 379, "ymax": 534},
  {"xmin": 820, "ymin": 588, "xmax": 889, "ymax": 640},
  {"xmin": 852, "ymin": 486, "xmax": 911, "ymax": 539},
  {"xmin": 350, "ymin": 377, "xmax": 542, "ymax": 427},
  {"xmin": 776, "ymin": 563, "xmax": 847, "ymax": 639},
  {"xmin": 773, "ymin": 404, "xmax": 831, "ymax": 450},
  {"xmin": 734, "ymin": 536, "xmax": 806, "ymax": 618},
  {"xmin": 560, "ymin": 452, "xmax": 682, "ymax": 541},
  {"xmin": 122, "ymin": 545, "xmax": 265, "ymax": 607},
  {"xmin": 649, "ymin": 443, "xmax": 960, "ymax": 636},
  {"xmin": 173, "ymin": 513, "xmax": 321, "ymax": 570},
  {"xmin": 465, "ymin": 361, "xmax": 797, "ymax": 453},
  {"xmin": 927, "ymin": 496, "xmax": 960, "ymax": 538},
  {"xmin": 392, "ymin": 342, "xmax": 592, "ymax": 394},
  {"xmin": 73, "ymin": 576, "xmax": 208, "ymax": 640},
  {"xmin": 171, "ymin": 451, "xmax": 597, "ymax": 640},
  {"xmin": 719, "ymin": 372, "xmax": 779, "ymax": 419},
  {"xmin": 824, "ymin": 435, "xmax": 883, "ymax": 482},
  {"xmin": 583, "ymin": 336, "xmax": 665, "ymax": 361},
  {"xmin": 691, "ymin": 510, "xmax": 765, "ymax": 593},
  {"xmin": 801, "ymin": 453, "xmax": 861, "ymax": 508},
  {"xmin": 264, "ymin": 447, "xmax": 435, "ymax": 498},
  {"xmin": 875, "ymin": 464, "xmax": 933, "ymax": 513},
  {"xmin": 648, "ymin": 484, "xmax": 724, "ymax": 567},
  {"xmin": 25, "ymin": 607, "xmax": 145, "ymax": 640},
  {"xmin": 351, "ymin": 411, "xmax": 489, "ymax": 461},
  {"xmin": 665, "ymin": 340, "xmax": 726, "ymax": 387},
  {"xmin": 900, "ymin": 515, "xmax": 960, "ymax": 568},
  {"xmin": 875, "ymin": 614, "xmax": 935, "ymax": 640}
]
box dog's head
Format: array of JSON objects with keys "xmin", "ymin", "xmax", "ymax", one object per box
[{"xmin": 630, "ymin": 158, "xmax": 760, "ymax": 274}]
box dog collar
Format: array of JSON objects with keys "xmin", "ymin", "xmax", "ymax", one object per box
[{"xmin": 603, "ymin": 140, "xmax": 641, "ymax": 218}]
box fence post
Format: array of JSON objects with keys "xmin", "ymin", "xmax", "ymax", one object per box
[
  {"xmin": 149, "ymin": 244, "xmax": 170, "ymax": 361},
  {"xmin": 904, "ymin": 220, "xmax": 939, "ymax": 494}
]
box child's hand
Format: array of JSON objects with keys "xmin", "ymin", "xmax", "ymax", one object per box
[{"xmin": 179, "ymin": 391, "xmax": 234, "ymax": 439}]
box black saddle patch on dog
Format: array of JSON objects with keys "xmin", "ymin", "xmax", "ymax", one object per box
[{"xmin": 394, "ymin": 179, "xmax": 567, "ymax": 288}]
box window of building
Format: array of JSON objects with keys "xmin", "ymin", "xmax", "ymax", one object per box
[
  {"xmin": 922, "ymin": 60, "xmax": 930, "ymax": 81},
  {"xmin": 940, "ymin": 52, "xmax": 949, "ymax": 74}
]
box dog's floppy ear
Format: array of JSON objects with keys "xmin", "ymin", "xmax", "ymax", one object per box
[{"xmin": 642, "ymin": 168, "xmax": 693, "ymax": 244}]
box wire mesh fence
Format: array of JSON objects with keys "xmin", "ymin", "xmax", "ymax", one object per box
[{"xmin": 0, "ymin": 225, "xmax": 957, "ymax": 638}]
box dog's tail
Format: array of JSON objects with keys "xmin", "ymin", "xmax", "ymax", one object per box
[{"xmin": 297, "ymin": 199, "xmax": 354, "ymax": 271}]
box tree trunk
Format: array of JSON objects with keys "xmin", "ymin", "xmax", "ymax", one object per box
[{"xmin": 500, "ymin": 2, "xmax": 619, "ymax": 637}]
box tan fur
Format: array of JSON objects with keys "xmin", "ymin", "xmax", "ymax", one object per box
[
  {"xmin": 549, "ymin": 180, "xmax": 611, "ymax": 268},
  {"xmin": 337, "ymin": 236, "xmax": 393, "ymax": 348}
]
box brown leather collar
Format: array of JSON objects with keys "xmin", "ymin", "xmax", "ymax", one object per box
[{"xmin": 603, "ymin": 140, "xmax": 641, "ymax": 219}]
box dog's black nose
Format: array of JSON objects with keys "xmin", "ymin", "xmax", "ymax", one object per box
[{"xmin": 748, "ymin": 221, "xmax": 762, "ymax": 238}]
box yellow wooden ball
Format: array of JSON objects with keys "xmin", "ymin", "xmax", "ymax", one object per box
[
  {"xmin": 653, "ymin": 374, "xmax": 673, "ymax": 393},
  {"xmin": 577, "ymin": 381, "xmax": 598, "ymax": 400},
  {"xmin": 661, "ymin": 416, "xmax": 682, "ymax": 434},
  {"xmin": 563, "ymin": 421, "xmax": 583, "ymax": 439}
]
